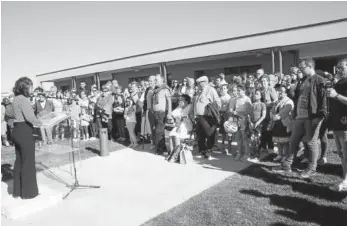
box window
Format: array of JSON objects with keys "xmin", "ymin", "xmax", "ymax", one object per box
[{"xmin": 224, "ymin": 64, "xmax": 261, "ymax": 74}]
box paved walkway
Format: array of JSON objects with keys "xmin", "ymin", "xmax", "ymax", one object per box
[{"xmin": 1, "ymin": 144, "xmax": 250, "ymax": 226}]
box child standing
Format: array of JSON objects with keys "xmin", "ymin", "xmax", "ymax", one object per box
[
  {"xmin": 124, "ymin": 98, "xmax": 138, "ymax": 148},
  {"xmin": 248, "ymin": 89, "xmax": 267, "ymax": 161},
  {"xmin": 219, "ymin": 84, "xmax": 231, "ymax": 154},
  {"xmin": 88, "ymin": 102, "xmax": 97, "ymax": 140},
  {"xmin": 69, "ymin": 98, "xmax": 81, "ymax": 141},
  {"xmin": 80, "ymin": 107, "xmax": 92, "ymax": 141}
]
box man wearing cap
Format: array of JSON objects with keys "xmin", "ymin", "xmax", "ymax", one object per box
[
  {"xmin": 192, "ymin": 75, "xmax": 221, "ymax": 159},
  {"xmin": 152, "ymin": 74, "xmax": 172, "ymax": 155},
  {"xmin": 96, "ymin": 85, "xmax": 114, "ymax": 140}
]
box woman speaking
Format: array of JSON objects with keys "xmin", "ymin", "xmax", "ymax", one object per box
[{"xmin": 12, "ymin": 77, "xmax": 42, "ymax": 199}]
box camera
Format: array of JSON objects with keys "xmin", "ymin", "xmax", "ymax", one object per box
[{"xmin": 323, "ymin": 80, "xmax": 334, "ymax": 89}]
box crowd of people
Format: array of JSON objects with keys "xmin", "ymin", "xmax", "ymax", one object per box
[{"xmin": 1, "ymin": 57, "xmax": 347, "ymax": 193}]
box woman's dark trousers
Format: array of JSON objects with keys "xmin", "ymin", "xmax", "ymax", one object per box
[{"xmin": 12, "ymin": 122, "xmax": 39, "ymax": 199}]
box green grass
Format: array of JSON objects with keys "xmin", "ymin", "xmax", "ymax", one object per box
[{"xmin": 143, "ymin": 140, "xmax": 347, "ymax": 226}]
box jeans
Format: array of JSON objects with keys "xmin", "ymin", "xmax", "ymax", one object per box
[
  {"xmin": 278, "ymin": 142, "xmax": 289, "ymax": 157},
  {"xmin": 39, "ymin": 126, "xmax": 53, "ymax": 144},
  {"xmin": 153, "ymin": 111, "xmax": 166, "ymax": 153},
  {"xmin": 126, "ymin": 121, "xmax": 137, "ymax": 145},
  {"xmin": 148, "ymin": 110, "xmax": 156, "ymax": 143},
  {"xmin": 333, "ymin": 130, "xmax": 347, "ymax": 180},
  {"xmin": 284, "ymin": 118, "xmax": 323, "ymax": 171},
  {"xmin": 260, "ymin": 118, "xmax": 274, "ymax": 150},
  {"xmin": 236, "ymin": 130, "xmax": 249, "ymax": 156}
]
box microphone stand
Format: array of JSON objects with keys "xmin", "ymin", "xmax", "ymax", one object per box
[{"xmin": 63, "ymin": 124, "xmax": 100, "ymax": 200}]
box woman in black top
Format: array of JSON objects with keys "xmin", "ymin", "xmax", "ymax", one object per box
[
  {"xmin": 113, "ymin": 94, "xmax": 126, "ymax": 140},
  {"xmin": 11, "ymin": 77, "xmax": 42, "ymax": 199}
]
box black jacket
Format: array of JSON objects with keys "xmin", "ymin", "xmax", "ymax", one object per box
[
  {"xmin": 292, "ymin": 74, "xmax": 327, "ymax": 120},
  {"xmin": 204, "ymin": 102, "xmax": 221, "ymax": 125}
]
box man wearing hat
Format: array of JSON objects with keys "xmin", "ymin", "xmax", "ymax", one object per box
[{"xmin": 192, "ymin": 75, "xmax": 221, "ymax": 159}]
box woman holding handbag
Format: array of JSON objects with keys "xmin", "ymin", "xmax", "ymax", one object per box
[{"xmin": 270, "ymin": 84, "xmax": 294, "ymax": 162}]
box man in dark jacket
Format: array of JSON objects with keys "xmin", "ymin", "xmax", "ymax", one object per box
[
  {"xmin": 327, "ymin": 57, "xmax": 347, "ymax": 193},
  {"xmin": 273, "ymin": 58, "xmax": 327, "ymax": 178}
]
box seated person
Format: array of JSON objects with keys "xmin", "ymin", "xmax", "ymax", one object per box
[{"xmin": 168, "ymin": 94, "xmax": 193, "ymax": 153}]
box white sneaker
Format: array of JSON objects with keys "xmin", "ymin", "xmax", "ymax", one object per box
[
  {"xmin": 247, "ymin": 157, "xmax": 259, "ymax": 163},
  {"xmin": 330, "ymin": 181, "xmax": 347, "ymax": 192},
  {"xmin": 273, "ymin": 155, "xmax": 282, "ymax": 162},
  {"xmin": 4, "ymin": 141, "xmax": 10, "ymax": 147},
  {"xmin": 133, "ymin": 144, "xmax": 139, "ymax": 148},
  {"xmin": 301, "ymin": 158, "xmax": 308, "ymax": 163}
]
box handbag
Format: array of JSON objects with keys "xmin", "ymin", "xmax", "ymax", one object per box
[{"xmin": 179, "ymin": 143, "xmax": 194, "ymax": 165}]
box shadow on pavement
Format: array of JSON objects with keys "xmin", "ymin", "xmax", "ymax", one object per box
[{"xmin": 240, "ymin": 189, "xmax": 347, "ymax": 226}]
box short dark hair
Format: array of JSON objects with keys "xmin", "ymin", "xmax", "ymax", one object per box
[
  {"xmin": 13, "ymin": 77, "xmax": 33, "ymax": 97},
  {"xmin": 299, "ymin": 58, "xmax": 315, "ymax": 68},
  {"xmin": 237, "ymin": 84, "xmax": 246, "ymax": 91},
  {"xmin": 180, "ymin": 94, "xmax": 191, "ymax": 104},
  {"xmin": 80, "ymin": 80, "xmax": 86, "ymax": 84},
  {"xmin": 221, "ymin": 84, "xmax": 228, "ymax": 89}
]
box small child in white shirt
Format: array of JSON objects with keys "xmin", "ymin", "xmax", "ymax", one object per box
[
  {"xmin": 80, "ymin": 107, "xmax": 92, "ymax": 141},
  {"xmin": 124, "ymin": 98, "xmax": 138, "ymax": 148},
  {"xmin": 219, "ymin": 84, "xmax": 231, "ymax": 153}
]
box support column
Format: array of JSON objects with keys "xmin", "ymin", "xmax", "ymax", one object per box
[
  {"xmin": 162, "ymin": 63, "xmax": 167, "ymax": 84},
  {"xmin": 94, "ymin": 73, "xmax": 100, "ymax": 90},
  {"xmin": 278, "ymin": 48, "xmax": 283, "ymax": 75},
  {"xmin": 112, "ymin": 73, "xmax": 117, "ymax": 80},
  {"xmin": 271, "ymin": 49, "xmax": 275, "ymax": 74},
  {"xmin": 71, "ymin": 77, "xmax": 77, "ymax": 90},
  {"xmin": 159, "ymin": 63, "xmax": 168, "ymax": 84}
]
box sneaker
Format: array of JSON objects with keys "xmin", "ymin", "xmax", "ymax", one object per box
[
  {"xmin": 299, "ymin": 169, "xmax": 316, "ymax": 178},
  {"xmin": 89, "ymin": 137, "xmax": 97, "ymax": 141},
  {"xmin": 301, "ymin": 158, "xmax": 309, "ymax": 164},
  {"xmin": 203, "ymin": 153, "xmax": 212, "ymax": 160},
  {"xmin": 317, "ymin": 157, "xmax": 327, "ymax": 165},
  {"xmin": 273, "ymin": 155, "xmax": 283, "ymax": 162},
  {"xmin": 330, "ymin": 181, "xmax": 347, "ymax": 192},
  {"xmin": 128, "ymin": 144, "xmax": 134, "ymax": 148},
  {"xmin": 133, "ymin": 144, "xmax": 139, "ymax": 148},
  {"xmin": 4, "ymin": 141, "xmax": 10, "ymax": 147},
  {"xmin": 272, "ymin": 165, "xmax": 292, "ymax": 173},
  {"xmin": 223, "ymin": 149, "xmax": 229, "ymax": 155},
  {"xmin": 234, "ymin": 153, "xmax": 242, "ymax": 161},
  {"xmin": 240, "ymin": 155, "xmax": 249, "ymax": 162},
  {"xmin": 247, "ymin": 157, "xmax": 260, "ymax": 163},
  {"xmin": 296, "ymin": 147, "xmax": 305, "ymax": 157}
]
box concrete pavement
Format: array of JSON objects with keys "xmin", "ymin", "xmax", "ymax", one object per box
[{"xmin": 1, "ymin": 146, "xmax": 250, "ymax": 226}]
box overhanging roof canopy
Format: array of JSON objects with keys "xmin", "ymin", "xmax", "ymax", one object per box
[{"xmin": 37, "ymin": 19, "xmax": 347, "ymax": 82}]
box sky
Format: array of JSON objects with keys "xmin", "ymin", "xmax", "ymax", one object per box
[{"xmin": 2, "ymin": 1, "xmax": 347, "ymax": 92}]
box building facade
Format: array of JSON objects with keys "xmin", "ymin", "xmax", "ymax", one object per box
[{"xmin": 36, "ymin": 19, "xmax": 347, "ymax": 91}]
